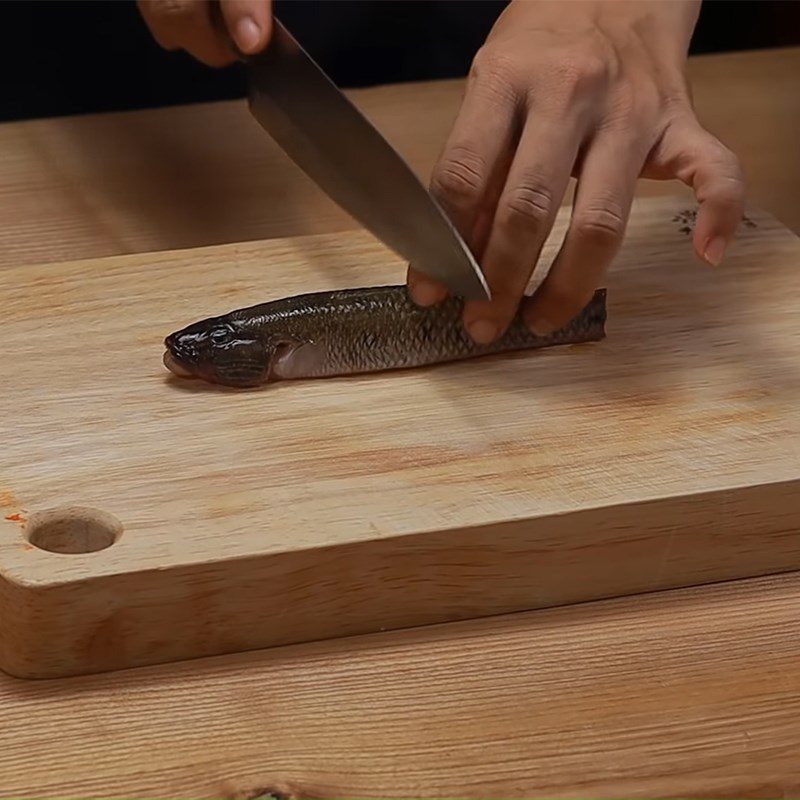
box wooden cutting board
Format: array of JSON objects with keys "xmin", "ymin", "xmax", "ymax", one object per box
[{"xmin": 2, "ymin": 194, "xmax": 799, "ymax": 679}]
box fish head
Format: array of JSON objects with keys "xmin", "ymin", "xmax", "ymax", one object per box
[{"xmin": 164, "ymin": 317, "xmax": 270, "ymax": 388}]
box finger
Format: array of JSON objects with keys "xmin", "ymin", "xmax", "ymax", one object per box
[
  {"xmin": 137, "ymin": 0, "xmax": 235, "ymax": 67},
  {"xmin": 460, "ymin": 115, "xmax": 583, "ymax": 344},
  {"xmin": 407, "ymin": 142, "xmax": 513, "ymax": 307},
  {"xmin": 407, "ymin": 66, "xmax": 519, "ymax": 307},
  {"xmin": 524, "ymin": 132, "xmax": 646, "ymax": 335},
  {"xmin": 220, "ymin": 0, "xmax": 272, "ymax": 55},
  {"xmin": 646, "ymin": 116, "xmax": 745, "ymax": 266},
  {"xmin": 407, "ymin": 143, "xmax": 513, "ymax": 307}
]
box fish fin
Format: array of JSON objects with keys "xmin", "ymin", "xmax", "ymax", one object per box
[{"xmin": 271, "ymin": 339, "xmax": 327, "ymax": 380}]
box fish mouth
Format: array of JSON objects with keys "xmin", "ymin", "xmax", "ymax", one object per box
[{"xmin": 163, "ymin": 349, "xmax": 196, "ymax": 379}]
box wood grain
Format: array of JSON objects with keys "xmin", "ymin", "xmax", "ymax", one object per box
[
  {"xmin": 0, "ymin": 45, "xmax": 798, "ymax": 795},
  {"xmin": 2, "ymin": 572, "xmax": 800, "ymax": 798},
  {"xmin": 3, "ymin": 195, "xmax": 800, "ymax": 678},
  {"xmin": 0, "ymin": 48, "xmax": 796, "ymax": 275}
]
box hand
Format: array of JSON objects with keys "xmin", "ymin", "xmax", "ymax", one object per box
[
  {"xmin": 407, "ymin": 0, "xmax": 745, "ymax": 343},
  {"xmin": 137, "ymin": 0, "xmax": 272, "ymax": 66}
]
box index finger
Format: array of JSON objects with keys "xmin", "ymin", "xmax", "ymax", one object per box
[{"xmin": 406, "ymin": 58, "xmax": 518, "ymax": 307}]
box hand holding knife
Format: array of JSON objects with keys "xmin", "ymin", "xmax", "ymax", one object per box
[{"xmin": 142, "ymin": 0, "xmax": 745, "ymax": 344}]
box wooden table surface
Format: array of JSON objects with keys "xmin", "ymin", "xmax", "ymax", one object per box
[{"xmin": 1, "ymin": 46, "xmax": 798, "ymax": 797}]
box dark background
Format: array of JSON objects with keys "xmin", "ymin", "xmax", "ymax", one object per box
[{"xmin": 2, "ymin": 0, "xmax": 798, "ymax": 122}]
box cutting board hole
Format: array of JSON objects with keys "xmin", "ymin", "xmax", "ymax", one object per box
[{"xmin": 26, "ymin": 507, "xmax": 122, "ymax": 554}]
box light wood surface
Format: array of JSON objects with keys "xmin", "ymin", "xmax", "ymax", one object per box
[
  {"xmin": 0, "ymin": 47, "xmax": 797, "ymax": 275},
  {"xmin": 0, "ymin": 45, "xmax": 799, "ymax": 794},
  {"xmin": 2, "ymin": 573, "xmax": 800, "ymax": 798},
  {"xmin": 4, "ymin": 195, "xmax": 800, "ymax": 679}
]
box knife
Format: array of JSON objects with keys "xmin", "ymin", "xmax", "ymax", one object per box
[{"xmin": 236, "ymin": 18, "xmax": 491, "ymax": 301}]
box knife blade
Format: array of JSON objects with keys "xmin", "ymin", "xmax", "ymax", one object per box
[{"xmin": 240, "ymin": 18, "xmax": 491, "ymax": 301}]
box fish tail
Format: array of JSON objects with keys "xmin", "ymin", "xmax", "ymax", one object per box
[{"xmin": 585, "ymin": 287, "xmax": 607, "ymax": 339}]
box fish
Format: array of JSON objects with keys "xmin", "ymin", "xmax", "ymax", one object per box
[{"xmin": 163, "ymin": 285, "xmax": 607, "ymax": 389}]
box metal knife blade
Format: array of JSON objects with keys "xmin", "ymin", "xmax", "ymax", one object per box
[{"xmin": 242, "ymin": 19, "xmax": 490, "ymax": 301}]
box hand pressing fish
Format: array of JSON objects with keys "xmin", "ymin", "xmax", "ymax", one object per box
[{"xmin": 163, "ymin": 285, "xmax": 607, "ymax": 388}]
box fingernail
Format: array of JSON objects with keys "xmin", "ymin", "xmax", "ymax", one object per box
[
  {"xmin": 528, "ymin": 316, "xmax": 556, "ymax": 337},
  {"xmin": 234, "ymin": 17, "xmax": 262, "ymax": 53},
  {"xmin": 409, "ymin": 279, "xmax": 447, "ymax": 307},
  {"xmin": 467, "ymin": 319, "xmax": 499, "ymax": 344},
  {"xmin": 703, "ymin": 236, "xmax": 727, "ymax": 267}
]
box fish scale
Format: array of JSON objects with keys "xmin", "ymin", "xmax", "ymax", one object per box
[{"xmin": 241, "ymin": 286, "xmax": 605, "ymax": 379}]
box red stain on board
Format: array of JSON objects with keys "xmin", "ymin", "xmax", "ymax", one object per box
[{"xmin": 4, "ymin": 513, "xmax": 26, "ymax": 523}]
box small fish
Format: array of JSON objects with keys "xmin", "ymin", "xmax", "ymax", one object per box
[{"xmin": 163, "ymin": 285, "xmax": 607, "ymax": 389}]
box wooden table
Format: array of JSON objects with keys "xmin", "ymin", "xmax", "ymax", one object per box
[{"xmin": 1, "ymin": 46, "xmax": 798, "ymax": 797}]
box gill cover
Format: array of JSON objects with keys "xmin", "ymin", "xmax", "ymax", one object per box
[{"xmin": 203, "ymin": 321, "xmax": 269, "ymax": 387}]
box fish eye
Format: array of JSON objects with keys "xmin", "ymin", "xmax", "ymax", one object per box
[{"xmin": 209, "ymin": 325, "xmax": 234, "ymax": 344}]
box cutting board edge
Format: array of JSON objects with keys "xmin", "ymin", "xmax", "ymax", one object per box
[
  {"xmin": 2, "ymin": 476, "xmax": 800, "ymax": 679},
  {"xmin": 8, "ymin": 192, "xmax": 785, "ymax": 279},
  {"xmin": 2, "ymin": 222, "xmax": 389, "ymax": 279}
]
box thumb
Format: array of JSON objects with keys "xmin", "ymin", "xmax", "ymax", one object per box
[{"xmin": 220, "ymin": 0, "xmax": 273, "ymax": 55}]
